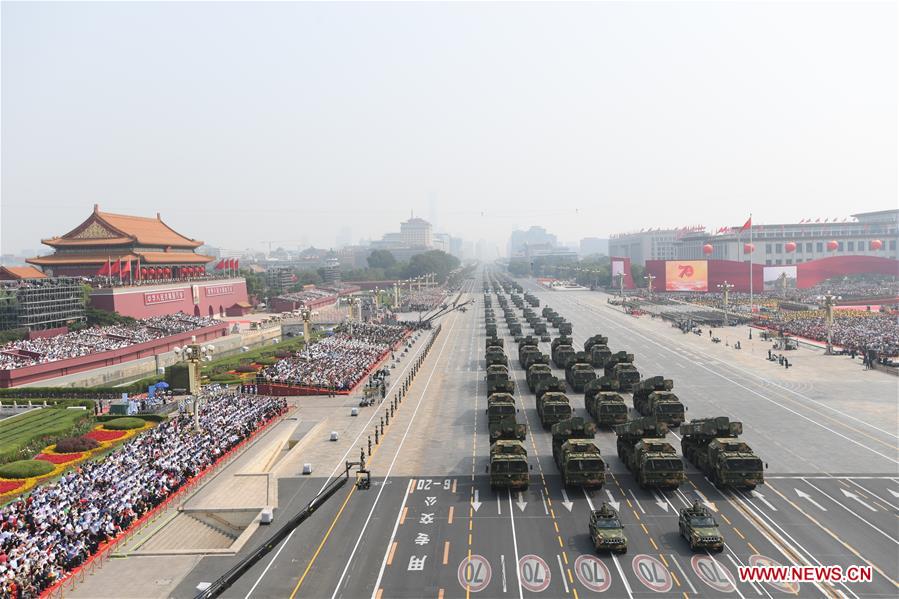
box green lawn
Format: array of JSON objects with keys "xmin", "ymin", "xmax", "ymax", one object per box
[{"xmin": 0, "ymin": 407, "xmax": 92, "ymax": 464}]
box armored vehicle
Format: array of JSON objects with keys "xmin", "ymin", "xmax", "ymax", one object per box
[
  {"xmin": 632, "ymin": 376, "xmax": 685, "ymax": 427},
  {"xmin": 542, "ymin": 306, "xmax": 555, "ymax": 318},
  {"xmin": 488, "ymin": 441, "xmax": 530, "ymax": 491},
  {"xmin": 519, "ymin": 346, "xmax": 540, "ymax": 369},
  {"xmin": 485, "ymin": 324, "xmax": 497, "ymax": 337},
  {"xmin": 523, "ymin": 351, "xmax": 549, "ymax": 371},
  {"xmin": 551, "ymin": 417, "xmax": 605, "ymax": 488},
  {"xmin": 532, "ymin": 321, "xmax": 548, "ymax": 334},
  {"xmin": 552, "ymin": 343, "xmax": 576, "ymax": 370},
  {"xmin": 589, "ymin": 344, "xmax": 613, "ymax": 369},
  {"xmin": 559, "ymin": 321, "xmax": 573, "ymax": 336},
  {"xmin": 584, "ymin": 334, "xmax": 609, "ymax": 354},
  {"xmin": 526, "ymin": 364, "xmax": 554, "ymax": 392},
  {"xmin": 604, "ymin": 351, "xmax": 640, "ymax": 392},
  {"xmin": 679, "ymin": 501, "xmax": 724, "ymax": 551},
  {"xmin": 525, "ymin": 293, "xmax": 539, "ymax": 307},
  {"xmin": 535, "ymin": 376, "xmax": 566, "ymax": 401},
  {"xmin": 486, "ymin": 365, "xmax": 514, "ymax": 396},
  {"xmin": 615, "ymin": 417, "xmax": 685, "ymax": 489},
  {"xmin": 518, "ymin": 335, "xmax": 540, "ymax": 350},
  {"xmin": 565, "ymin": 353, "xmax": 596, "ymax": 392},
  {"xmin": 537, "ymin": 392, "xmax": 572, "ymax": 429},
  {"xmin": 485, "ymin": 347, "xmax": 509, "ymax": 368},
  {"xmin": 584, "ymin": 377, "xmax": 628, "ymax": 427},
  {"xmin": 486, "ymin": 336, "xmax": 504, "ymax": 351},
  {"xmin": 549, "ymin": 314, "xmax": 564, "ymax": 328},
  {"xmin": 488, "ymin": 414, "xmax": 527, "ymax": 443},
  {"xmin": 681, "ymin": 417, "xmax": 764, "ymax": 489},
  {"xmin": 589, "ymin": 503, "xmax": 627, "ymax": 554},
  {"xmin": 509, "ymin": 323, "xmax": 523, "ymax": 340}
]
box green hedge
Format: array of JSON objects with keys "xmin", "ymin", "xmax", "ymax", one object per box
[
  {"xmin": 102, "ymin": 417, "xmax": 146, "ymax": 431},
  {"xmin": 0, "ymin": 408, "xmax": 94, "ymax": 464},
  {"xmin": 0, "ymin": 459, "xmax": 55, "ymax": 479},
  {"xmin": 96, "ymin": 413, "xmax": 167, "ymax": 423}
]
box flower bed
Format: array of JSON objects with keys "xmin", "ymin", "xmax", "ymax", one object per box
[
  {"xmin": 85, "ymin": 429, "xmax": 128, "ymax": 442},
  {"xmin": 34, "ymin": 452, "xmax": 84, "ymax": 464}
]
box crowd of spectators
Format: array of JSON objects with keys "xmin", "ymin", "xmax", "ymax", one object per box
[
  {"xmin": 261, "ymin": 323, "xmax": 407, "ymax": 390},
  {"xmin": 399, "ymin": 288, "xmax": 447, "ymax": 312},
  {"xmin": 757, "ymin": 309, "xmax": 899, "ymax": 357},
  {"xmin": 0, "ymin": 391, "xmax": 286, "ymax": 598},
  {"xmin": 0, "ymin": 313, "xmax": 219, "ymax": 370}
]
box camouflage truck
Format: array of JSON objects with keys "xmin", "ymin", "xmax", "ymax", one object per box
[
  {"xmin": 632, "ymin": 376, "xmax": 686, "ymax": 427},
  {"xmin": 537, "ymin": 392, "xmax": 572, "ymax": 429},
  {"xmin": 551, "ymin": 417, "xmax": 605, "ymax": 488},
  {"xmin": 542, "ymin": 306, "xmax": 555, "ymax": 318},
  {"xmin": 589, "ymin": 503, "xmax": 628, "ymax": 554},
  {"xmin": 485, "ymin": 347, "xmax": 509, "ymax": 368},
  {"xmin": 532, "ymin": 321, "xmax": 548, "ymax": 334},
  {"xmin": 552, "ymin": 343, "xmax": 576, "ymax": 370},
  {"xmin": 509, "ymin": 323, "xmax": 523, "ymax": 340},
  {"xmin": 681, "ymin": 417, "xmax": 765, "ymax": 489},
  {"xmin": 488, "ymin": 440, "xmax": 530, "ymax": 491},
  {"xmin": 486, "ymin": 394, "xmax": 526, "ymax": 442},
  {"xmin": 565, "ymin": 352, "xmax": 597, "ymax": 392},
  {"xmin": 525, "ymin": 293, "xmax": 539, "ymax": 307},
  {"xmin": 526, "ymin": 363, "xmax": 553, "ymax": 392},
  {"xmin": 584, "ymin": 376, "xmax": 628, "ymax": 427},
  {"xmin": 589, "ymin": 344, "xmax": 613, "ymax": 369},
  {"xmin": 549, "ymin": 314, "xmax": 564, "ymax": 328},
  {"xmin": 584, "ymin": 334, "xmax": 609, "ymax": 354},
  {"xmin": 535, "ymin": 376, "xmax": 566, "ymax": 401},
  {"xmin": 519, "ymin": 346, "xmax": 541, "ymax": 370},
  {"xmin": 486, "ymin": 336, "xmax": 504, "ymax": 351},
  {"xmin": 485, "ymin": 365, "xmax": 515, "ymax": 396},
  {"xmin": 604, "ymin": 351, "xmax": 640, "ymax": 392},
  {"xmin": 559, "ymin": 321, "xmax": 573, "ymax": 336},
  {"xmin": 615, "ymin": 417, "xmax": 685, "ymax": 489},
  {"xmin": 679, "ymin": 501, "xmax": 724, "ymax": 552},
  {"xmin": 517, "ymin": 335, "xmax": 540, "ymax": 351},
  {"xmin": 523, "ymin": 350, "xmax": 550, "ymax": 371},
  {"xmin": 485, "ymin": 323, "xmax": 497, "ymax": 337}
]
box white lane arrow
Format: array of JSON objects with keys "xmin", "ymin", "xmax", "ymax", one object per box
[
  {"xmin": 604, "ymin": 489, "xmax": 620, "ymax": 512},
  {"xmin": 888, "ymin": 489, "xmax": 899, "ymax": 500},
  {"xmin": 694, "ymin": 490, "xmax": 717, "ymax": 512},
  {"xmin": 516, "ymin": 492, "xmax": 528, "ymax": 512},
  {"xmin": 751, "ymin": 489, "xmax": 778, "ymax": 511},
  {"xmin": 472, "ymin": 489, "xmax": 482, "ymax": 512},
  {"xmin": 561, "ymin": 489, "xmax": 574, "ymax": 511},
  {"xmin": 795, "ymin": 488, "xmax": 827, "ymax": 511},
  {"xmin": 840, "ymin": 488, "xmax": 877, "ymax": 512},
  {"xmin": 652, "ymin": 490, "xmax": 669, "ymax": 512}
]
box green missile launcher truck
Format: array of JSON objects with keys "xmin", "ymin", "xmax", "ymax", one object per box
[
  {"xmin": 551, "ymin": 417, "xmax": 605, "ymax": 488},
  {"xmin": 584, "ymin": 376, "xmax": 628, "ymax": 427},
  {"xmin": 632, "ymin": 376, "xmax": 685, "ymax": 427},
  {"xmin": 615, "ymin": 417, "xmax": 685, "ymax": 489},
  {"xmin": 681, "ymin": 416, "xmax": 765, "ymax": 489}
]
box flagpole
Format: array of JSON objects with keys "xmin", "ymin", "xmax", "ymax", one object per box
[{"xmin": 749, "ymin": 213, "xmax": 753, "ymax": 314}]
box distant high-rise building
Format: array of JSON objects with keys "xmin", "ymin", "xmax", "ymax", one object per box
[
  {"xmin": 450, "ymin": 237, "xmax": 463, "ymax": 258},
  {"xmin": 432, "ymin": 233, "xmax": 451, "ymax": 253},
  {"xmin": 400, "ymin": 217, "xmax": 433, "ymax": 248},
  {"xmin": 508, "ymin": 227, "xmax": 558, "ymax": 257}
]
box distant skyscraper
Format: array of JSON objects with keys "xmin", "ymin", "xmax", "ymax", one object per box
[
  {"xmin": 508, "ymin": 226, "xmax": 558, "ymax": 257},
  {"xmin": 579, "ymin": 237, "xmax": 609, "ymax": 257},
  {"xmin": 400, "ymin": 216, "xmax": 433, "ymax": 248}
]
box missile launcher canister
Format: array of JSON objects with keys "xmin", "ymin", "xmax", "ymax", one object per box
[
  {"xmin": 536, "ymin": 392, "xmax": 572, "ymax": 429},
  {"xmin": 604, "ymin": 351, "xmax": 640, "ymax": 392},
  {"xmin": 632, "ymin": 376, "xmax": 685, "ymax": 427},
  {"xmin": 565, "ymin": 353, "xmax": 597, "ymax": 392},
  {"xmin": 523, "ymin": 351, "xmax": 550, "ymax": 371},
  {"xmin": 485, "ymin": 347, "xmax": 509, "ymax": 368},
  {"xmin": 615, "ymin": 417, "xmax": 684, "ymax": 489},
  {"xmin": 584, "ymin": 377, "xmax": 628, "ymax": 427},
  {"xmin": 485, "ymin": 364, "xmax": 514, "ymax": 396},
  {"xmin": 559, "ymin": 321, "xmax": 573, "ymax": 336},
  {"xmin": 485, "ymin": 336, "xmax": 504, "ymax": 351},
  {"xmin": 551, "ymin": 417, "xmax": 604, "ymax": 488},
  {"xmin": 526, "ymin": 363, "xmax": 553, "ymax": 392},
  {"xmin": 552, "ymin": 343, "xmax": 576, "ymax": 370},
  {"xmin": 681, "ymin": 416, "xmax": 764, "ymax": 489},
  {"xmin": 584, "ymin": 334, "xmax": 610, "ymax": 354},
  {"xmin": 488, "ymin": 440, "xmax": 530, "ymax": 491},
  {"xmin": 535, "ymin": 376, "xmax": 566, "ymax": 401}
]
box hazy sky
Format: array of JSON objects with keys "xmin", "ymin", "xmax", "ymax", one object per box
[{"xmin": 2, "ymin": 1, "xmax": 896, "ymax": 255}]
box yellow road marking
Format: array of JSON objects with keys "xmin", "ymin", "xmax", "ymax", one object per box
[
  {"xmin": 443, "ymin": 541, "xmax": 450, "ymax": 565},
  {"xmin": 438, "ymin": 589, "xmax": 444, "ymax": 599},
  {"xmin": 640, "ymin": 523, "xmax": 649, "ymax": 534},
  {"xmin": 562, "ymin": 552, "xmax": 568, "ymax": 565},
  {"xmin": 720, "ymin": 514, "xmax": 732, "ymax": 525},
  {"xmin": 633, "ymin": 510, "xmax": 641, "ymax": 521},
  {"xmin": 747, "ymin": 542, "xmax": 759, "ymax": 554},
  {"xmin": 452, "ymin": 479, "xmax": 457, "ymax": 493},
  {"xmin": 659, "ymin": 554, "xmax": 669, "ymax": 568},
  {"xmin": 448, "ymin": 505, "xmax": 454, "ymax": 524},
  {"xmin": 557, "ymin": 536, "xmax": 564, "ymax": 548},
  {"xmin": 567, "ymin": 568, "xmax": 574, "ymax": 584},
  {"xmin": 375, "ymin": 589, "xmax": 383, "ymax": 599},
  {"xmin": 554, "ymin": 522, "xmax": 560, "ymax": 533},
  {"xmin": 649, "ymin": 538, "xmax": 659, "ymax": 550},
  {"xmin": 410, "ymin": 479, "xmax": 416, "ymax": 493},
  {"xmin": 733, "ymin": 527, "xmax": 746, "ymax": 540},
  {"xmin": 573, "ymin": 589, "xmax": 579, "ymax": 599},
  {"xmin": 671, "ymin": 571, "xmax": 681, "ymax": 587},
  {"xmin": 386, "ymin": 541, "xmax": 398, "ymax": 566},
  {"xmin": 400, "ymin": 506, "xmax": 408, "ymax": 525}
]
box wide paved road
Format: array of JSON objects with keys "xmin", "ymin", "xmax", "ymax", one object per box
[{"xmin": 183, "ymin": 275, "xmax": 897, "ymax": 599}]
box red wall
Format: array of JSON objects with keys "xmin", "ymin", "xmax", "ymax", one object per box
[
  {"xmin": 0, "ymin": 323, "xmax": 228, "ymax": 388},
  {"xmin": 645, "ymin": 256, "xmax": 899, "ymax": 293},
  {"xmin": 610, "ymin": 257, "xmax": 635, "ymax": 289},
  {"xmin": 90, "ymin": 279, "xmax": 248, "ymax": 319}
]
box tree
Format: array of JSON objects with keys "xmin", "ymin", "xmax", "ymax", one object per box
[
  {"xmin": 367, "ymin": 250, "xmax": 397, "ymax": 269},
  {"xmin": 402, "ymin": 250, "xmax": 460, "ymax": 282}
]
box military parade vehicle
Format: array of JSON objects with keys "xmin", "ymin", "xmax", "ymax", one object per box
[
  {"xmin": 485, "ymin": 323, "xmax": 497, "ymax": 337},
  {"xmin": 584, "ymin": 376, "xmax": 628, "ymax": 426},
  {"xmin": 537, "ymin": 391, "xmax": 572, "ymax": 429},
  {"xmin": 559, "ymin": 321, "xmax": 573, "ymax": 336},
  {"xmin": 487, "ymin": 394, "xmax": 526, "ymax": 442},
  {"xmin": 526, "ymin": 363, "xmax": 554, "ymax": 392},
  {"xmin": 589, "ymin": 343, "xmax": 613, "ymax": 369},
  {"xmin": 535, "ymin": 376, "xmax": 566, "ymax": 401},
  {"xmin": 524, "ymin": 351, "xmax": 550, "ymax": 372},
  {"xmin": 542, "ymin": 306, "xmax": 555, "ymax": 318},
  {"xmin": 509, "ymin": 323, "xmax": 523, "ymax": 340},
  {"xmin": 584, "ymin": 334, "xmax": 609, "ymax": 354},
  {"xmin": 632, "ymin": 376, "xmax": 686, "ymax": 427},
  {"xmin": 486, "ymin": 364, "xmax": 515, "ymax": 396},
  {"xmin": 681, "ymin": 416, "xmax": 765, "ymax": 489},
  {"xmin": 549, "ymin": 314, "xmax": 564, "ymax": 328},
  {"xmin": 524, "ymin": 293, "xmax": 539, "ymax": 307},
  {"xmin": 486, "ymin": 336, "xmax": 504, "ymax": 351},
  {"xmin": 551, "ymin": 417, "xmax": 605, "ymax": 488},
  {"xmin": 488, "ymin": 440, "xmax": 530, "ymax": 491},
  {"xmin": 565, "ymin": 352, "xmax": 597, "ymax": 392},
  {"xmin": 532, "ymin": 321, "xmax": 548, "ymax": 335},
  {"xmin": 615, "ymin": 417, "xmax": 685, "ymax": 489},
  {"xmin": 679, "ymin": 501, "xmax": 724, "ymax": 552},
  {"xmin": 485, "ymin": 347, "xmax": 509, "ymax": 368},
  {"xmin": 552, "ymin": 342, "xmax": 576, "ymax": 370},
  {"xmin": 604, "ymin": 351, "xmax": 640, "ymax": 392},
  {"xmin": 589, "ymin": 503, "xmax": 628, "ymax": 554},
  {"xmin": 518, "ymin": 337, "xmax": 540, "ymax": 368}
]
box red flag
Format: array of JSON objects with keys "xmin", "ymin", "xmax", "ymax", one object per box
[
  {"xmin": 110, "ymin": 260, "xmax": 120, "ymax": 275},
  {"xmin": 120, "ymin": 260, "xmax": 131, "ymax": 275},
  {"xmin": 214, "ymin": 259, "xmax": 224, "ymax": 270},
  {"xmin": 740, "ymin": 216, "xmax": 752, "ymax": 232},
  {"xmin": 97, "ymin": 262, "xmax": 109, "ymax": 276},
  {"xmin": 233, "ymin": 258, "xmax": 239, "ymax": 271}
]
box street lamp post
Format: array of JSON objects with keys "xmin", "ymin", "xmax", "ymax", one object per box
[
  {"xmin": 820, "ymin": 294, "xmax": 841, "ymax": 355},
  {"xmin": 645, "ymin": 274, "xmax": 656, "ymax": 297},
  {"xmin": 301, "ymin": 308, "xmax": 317, "ymax": 342},
  {"xmin": 616, "ymin": 273, "xmax": 625, "ymax": 298},
  {"xmin": 173, "ymin": 336, "xmax": 215, "ymax": 432},
  {"xmin": 717, "ymin": 280, "xmax": 734, "ymax": 326}
]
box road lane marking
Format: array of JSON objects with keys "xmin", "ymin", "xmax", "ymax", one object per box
[
  {"xmin": 669, "ymin": 554, "xmax": 698, "ymax": 595},
  {"xmin": 611, "ymin": 554, "xmax": 634, "ymax": 599},
  {"xmin": 448, "ymin": 505, "xmax": 454, "ymax": 524},
  {"xmin": 557, "ymin": 554, "xmax": 569, "ymax": 594},
  {"xmin": 627, "ymin": 489, "xmax": 645, "ymax": 513},
  {"xmin": 443, "ymin": 541, "xmax": 450, "ymax": 565},
  {"xmin": 386, "ymin": 541, "xmax": 398, "ymax": 566},
  {"xmin": 508, "ymin": 489, "xmax": 524, "ymax": 598},
  {"xmin": 400, "ymin": 506, "xmax": 408, "ymax": 525}
]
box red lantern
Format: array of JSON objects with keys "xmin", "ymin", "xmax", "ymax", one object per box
[
  {"xmin": 785, "ymin": 242, "xmax": 796, "ymax": 253},
  {"xmin": 826, "ymin": 240, "xmax": 839, "ymax": 251},
  {"xmin": 871, "ymin": 239, "xmax": 883, "ymax": 250},
  {"xmin": 743, "ymin": 243, "xmax": 755, "ymax": 254},
  {"xmin": 702, "ymin": 244, "xmax": 714, "ymax": 255}
]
